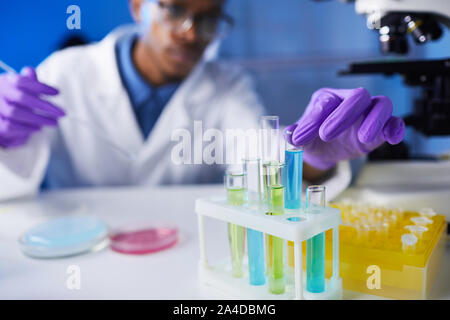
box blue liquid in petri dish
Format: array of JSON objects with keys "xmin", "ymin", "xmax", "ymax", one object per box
[{"xmin": 20, "ymin": 215, "xmax": 108, "ymax": 258}]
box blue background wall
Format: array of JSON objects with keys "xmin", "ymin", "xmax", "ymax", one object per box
[
  {"xmin": 1, "ymin": 0, "xmax": 449, "ymax": 156},
  {"xmin": 0, "ymin": 1, "xmax": 132, "ymax": 69}
]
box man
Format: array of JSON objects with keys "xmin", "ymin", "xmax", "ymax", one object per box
[{"xmin": 0, "ymin": 0, "xmax": 404, "ymax": 200}]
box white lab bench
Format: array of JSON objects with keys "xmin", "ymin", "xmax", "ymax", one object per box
[{"xmin": 0, "ymin": 184, "xmax": 449, "ymax": 300}]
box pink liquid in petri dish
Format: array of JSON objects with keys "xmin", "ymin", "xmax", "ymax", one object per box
[{"xmin": 109, "ymin": 226, "xmax": 178, "ymax": 255}]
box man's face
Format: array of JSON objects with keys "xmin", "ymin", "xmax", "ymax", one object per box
[{"xmin": 140, "ymin": 0, "xmax": 224, "ymax": 80}]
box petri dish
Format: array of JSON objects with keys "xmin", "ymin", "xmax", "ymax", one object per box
[
  {"xmin": 19, "ymin": 215, "xmax": 108, "ymax": 259},
  {"xmin": 109, "ymin": 223, "xmax": 178, "ymax": 255}
]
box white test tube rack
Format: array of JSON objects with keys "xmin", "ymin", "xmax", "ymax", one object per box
[{"xmin": 195, "ymin": 196, "xmax": 343, "ymax": 300}]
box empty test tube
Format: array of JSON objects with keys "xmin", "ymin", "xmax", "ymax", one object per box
[
  {"xmin": 263, "ymin": 162, "xmax": 286, "ymax": 294},
  {"xmin": 243, "ymin": 158, "xmax": 265, "ymax": 285},
  {"xmin": 402, "ymin": 233, "xmax": 418, "ymax": 254},
  {"xmin": 306, "ymin": 185, "xmax": 326, "ymax": 294},
  {"xmin": 225, "ymin": 170, "xmax": 247, "ymax": 278},
  {"xmin": 244, "ymin": 158, "xmax": 262, "ymax": 208},
  {"xmin": 261, "ymin": 116, "xmax": 281, "ymax": 165}
]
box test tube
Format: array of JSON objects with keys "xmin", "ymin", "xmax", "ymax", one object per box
[
  {"xmin": 261, "ymin": 115, "xmax": 282, "ymax": 210},
  {"xmin": 284, "ymin": 130, "xmax": 303, "ymax": 209},
  {"xmin": 261, "ymin": 116, "xmax": 281, "ymax": 165},
  {"xmin": 225, "ymin": 170, "xmax": 247, "ymax": 278},
  {"xmin": 284, "ymin": 130, "xmax": 303, "ymax": 283},
  {"xmin": 244, "ymin": 158, "xmax": 262, "ymax": 208},
  {"xmin": 306, "ymin": 185, "xmax": 326, "ymax": 294},
  {"xmin": 243, "ymin": 158, "xmax": 265, "ymax": 285},
  {"xmin": 263, "ymin": 162, "xmax": 286, "ymax": 294}
]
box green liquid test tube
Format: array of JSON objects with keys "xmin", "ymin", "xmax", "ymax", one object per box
[
  {"xmin": 225, "ymin": 170, "xmax": 247, "ymax": 278},
  {"xmin": 264, "ymin": 163, "xmax": 286, "ymax": 294}
]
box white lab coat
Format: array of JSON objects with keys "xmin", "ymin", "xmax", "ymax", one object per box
[{"xmin": 0, "ymin": 27, "xmax": 351, "ymax": 201}]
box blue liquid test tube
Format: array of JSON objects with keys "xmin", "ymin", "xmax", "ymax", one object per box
[
  {"xmin": 306, "ymin": 185, "xmax": 326, "ymax": 293},
  {"xmin": 284, "ymin": 131, "xmax": 303, "ymax": 283},
  {"xmin": 243, "ymin": 158, "xmax": 266, "ymax": 285},
  {"xmin": 284, "ymin": 135, "xmax": 303, "ymax": 209}
]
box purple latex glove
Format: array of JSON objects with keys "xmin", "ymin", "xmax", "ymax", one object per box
[
  {"xmin": 284, "ymin": 88, "xmax": 405, "ymax": 170},
  {"xmin": 0, "ymin": 67, "xmax": 65, "ymax": 148}
]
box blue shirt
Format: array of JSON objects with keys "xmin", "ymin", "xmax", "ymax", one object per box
[{"xmin": 115, "ymin": 32, "xmax": 180, "ymax": 139}]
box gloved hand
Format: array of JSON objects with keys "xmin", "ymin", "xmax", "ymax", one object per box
[
  {"xmin": 284, "ymin": 87, "xmax": 405, "ymax": 170},
  {"xmin": 0, "ymin": 67, "xmax": 65, "ymax": 148}
]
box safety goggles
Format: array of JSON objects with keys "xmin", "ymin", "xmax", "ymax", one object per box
[{"xmin": 147, "ymin": 0, "xmax": 234, "ymax": 41}]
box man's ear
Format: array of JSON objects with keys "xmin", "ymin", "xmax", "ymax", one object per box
[{"xmin": 129, "ymin": 0, "xmax": 145, "ymax": 23}]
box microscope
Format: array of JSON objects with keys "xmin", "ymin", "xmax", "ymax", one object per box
[
  {"xmin": 340, "ymin": 0, "xmax": 450, "ymax": 138},
  {"xmin": 315, "ymin": 0, "xmax": 450, "ymax": 221}
]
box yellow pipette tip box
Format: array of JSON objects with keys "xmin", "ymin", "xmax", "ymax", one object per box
[{"xmin": 327, "ymin": 202, "xmax": 447, "ymax": 300}]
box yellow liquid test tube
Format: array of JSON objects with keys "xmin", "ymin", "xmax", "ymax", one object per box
[
  {"xmin": 263, "ymin": 163, "xmax": 286, "ymax": 294},
  {"xmin": 261, "ymin": 115, "xmax": 286, "ymax": 295},
  {"xmin": 225, "ymin": 170, "xmax": 247, "ymax": 278}
]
